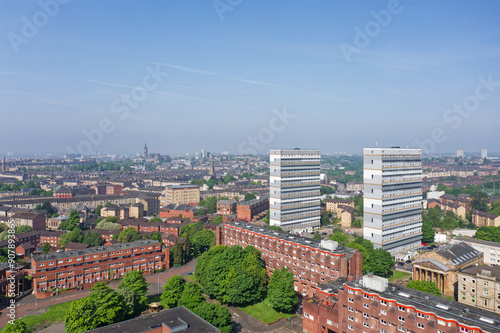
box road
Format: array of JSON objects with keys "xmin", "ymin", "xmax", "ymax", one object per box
[{"xmin": 0, "ymin": 259, "xmax": 198, "ymax": 330}]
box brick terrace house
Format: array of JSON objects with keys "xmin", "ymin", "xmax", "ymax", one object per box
[
  {"xmin": 11, "ymin": 212, "xmax": 46, "ymax": 230},
  {"xmin": 217, "ymin": 199, "xmax": 237, "ymax": 215},
  {"xmin": 216, "ymin": 222, "xmax": 362, "ymax": 297},
  {"xmin": 302, "ymin": 274, "xmax": 498, "ymax": 333},
  {"xmin": 159, "ymin": 204, "xmax": 195, "ymax": 219},
  {"xmin": 440, "ymin": 194, "xmax": 472, "ymax": 211},
  {"xmin": 0, "ymin": 263, "xmax": 26, "ymax": 299},
  {"xmin": 30, "ymin": 240, "xmax": 167, "ymax": 297},
  {"xmin": 236, "ymin": 196, "xmax": 269, "ymax": 222}
]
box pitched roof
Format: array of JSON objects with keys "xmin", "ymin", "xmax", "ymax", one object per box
[
  {"xmin": 65, "ymin": 242, "xmax": 90, "ymax": 250},
  {"xmin": 435, "ymin": 242, "xmax": 482, "ymax": 266},
  {"xmin": 460, "ymin": 265, "xmax": 500, "ymax": 282},
  {"xmin": 12, "ymin": 212, "xmax": 42, "ymax": 220}
]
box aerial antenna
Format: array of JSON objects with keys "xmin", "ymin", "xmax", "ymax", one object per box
[{"xmin": 375, "ymin": 142, "xmax": 378, "ymax": 147}]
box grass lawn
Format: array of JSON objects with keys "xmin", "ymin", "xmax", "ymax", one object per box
[
  {"xmin": 185, "ymin": 274, "xmax": 197, "ymax": 282},
  {"xmin": 238, "ymin": 298, "xmax": 294, "ymax": 324},
  {"xmin": 389, "ymin": 270, "xmax": 411, "ymax": 281},
  {"xmin": 1, "ymin": 300, "xmax": 74, "ymax": 332},
  {"xmin": 148, "ymin": 294, "xmax": 169, "ymax": 310}
]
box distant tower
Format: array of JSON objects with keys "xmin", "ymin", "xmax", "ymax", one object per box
[
  {"xmin": 247, "ymin": 158, "xmax": 251, "ymax": 171},
  {"xmin": 144, "ymin": 143, "xmax": 148, "ymax": 158},
  {"xmin": 1, "ymin": 156, "xmax": 5, "ymax": 173},
  {"xmin": 208, "ymin": 155, "xmax": 215, "ymax": 176},
  {"xmin": 481, "ymin": 149, "xmax": 488, "ymax": 159},
  {"xmin": 456, "ymin": 149, "xmax": 464, "ymax": 158}
]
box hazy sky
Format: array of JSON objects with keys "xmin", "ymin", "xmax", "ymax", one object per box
[{"xmin": 1, "ymin": 0, "xmax": 500, "ymax": 156}]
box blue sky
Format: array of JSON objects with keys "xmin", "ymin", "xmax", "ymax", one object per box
[{"xmin": 1, "ymin": 0, "xmax": 499, "ymax": 156}]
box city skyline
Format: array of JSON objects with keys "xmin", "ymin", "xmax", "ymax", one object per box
[{"xmin": 1, "ymin": 1, "xmax": 500, "ymax": 155}]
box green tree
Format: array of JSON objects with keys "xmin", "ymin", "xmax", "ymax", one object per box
[
  {"xmin": 116, "ymin": 287, "xmax": 141, "ymax": 316},
  {"xmin": 3, "ymin": 320, "xmax": 29, "ymax": 333},
  {"xmin": 60, "ymin": 210, "xmax": 81, "ymax": 231},
  {"xmin": 212, "ymin": 216, "xmax": 223, "ymax": 224},
  {"xmin": 118, "ymin": 227, "xmax": 139, "ymax": 243},
  {"xmin": 352, "ymin": 219, "xmax": 363, "ymax": 228},
  {"xmin": 268, "ymin": 267, "xmax": 297, "ymax": 313},
  {"xmin": 193, "ymin": 303, "xmax": 233, "ymax": 333},
  {"xmin": 41, "ymin": 242, "xmax": 52, "ymax": 254},
  {"xmin": 161, "ymin": 275, "xmax": 186, "ymax": 308},
  {"xmin": 192, "ymin": 229, "xmax": 215, "ymax": 256},
  {"xmin": 96, "ymin": 221, "xmax": 122, "ymax": 230},
  {"xmin": 364, "ymin": 248, "xmax": 395, "ymax": 278},
  {"xmin": 313, "ymin": 232, "xmax": 322, "ymax": 240},
  {"xmin": 407, "ymin": 280, "xmax": 442, "ymax": 296},
  {"xmin": 196, "ymin": 208, "xmax": 206, "ymax": 216},
  {"xmin": 150, "ymin": 231, "xmax": 162, "ymax": 243},
  {"xmin": 94, "ymin": 204, "xmax": 104, "ymax": 216},
  {"xmin": 118, "ymin": 270, "xmax": 149, "ymax": 298},
  {"xmin": 14, "ymin": 225, "xmax": 33, "ymax": 234},
  {"xmin": 83, "ymin": 231, "xmax": 105, "ymax": 247},
  {"xmin": 177, "ymin": 282, "xmax": 204, "ymax": 310},
  {"xmin": 320, "ymin": 212, "xmax": 330, "ymax": 226},
  {"xmin": 172, "ymin": 239, "xmax": 184, "ymax": 266},
  {"xmin": 223, "ymin": 173, "xmax": 236, "ymax": 184},
  {"xmin": 199, "ymin": 197, "xmax": 217, "ymax": 214},
  {"xmin": 149, "ymin": 217, "xmax": 162, "ymax": 223},
  {"xmin": 103, "ymin": 216, "xmax": 118, "ymax": 223},
  {"xmin": 244, "ymin": 192, "xmax": 256, "ymax": 202},
  {"xmin": 422, "ymin": 221, "xmax": 435, "ymax": 243},
  {"xmin": 329, "ymin": 232, "xmax": 349, "ymax": 246},
  {"xmin": 59, "ymin": 228, "xmax": 84, "ymax": 248}
]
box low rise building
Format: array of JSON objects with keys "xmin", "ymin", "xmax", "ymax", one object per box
[
  {"xmin": 236, "ymin": 196, "xmax": 269, "ymax": 222},
  {"xmin": 451, "ymin": 237, "xmax": 500, "ymax": 265},
  {"xmin": 412, "ymin": 242, "xmax": 483, "ymax": 297},
  {"xmin": 139, "ymin": 197, "xmax": 160, "ymax": 217},
  {"xmin": 324, "ymin": 199, "xmax": 355, "ymax": 215},
  {"xmin": 472, "ymin": 210, "xmax": 500, "ymax": 227},
  {"xmin": 30, "ymin": 240, "xmax": 166, "ymax": 297},
  {"xmin": 164, "ymin": 185, "xmax": 200, "ymax": 206},
  {"xmin": 11, "ymin": 212, "xmax": 46, "ymax": 230},
  {"xmin": 216, "ymin": 222, "xmax": 362, "ymax": 297},
  {"xmin": 442, "ymin": 202, "xmax": 466, "ymax": 219},
  {"xmin": 457, "ymin": 265, "xmax": 500, "ymax": 314},
  {"xmin": 303, "ymin": 274, "xmax": 498, "ymax": 333},
  {"xmin": 217, "ymin": 199, "xmax": 237, "ymax": 215}
]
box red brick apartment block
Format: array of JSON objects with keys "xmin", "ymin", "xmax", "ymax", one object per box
[
  {"xmin": 216, "ymin": 222, "xmax": 362, "ymax": 297},
  {"xmin": 0, "ymin": 263, "xmax": 26, "ymax": 298},
  {"xmin": 236, "ymin": 197, "xmax": 269, "ymax": 221},
  {"xmin": 217, "ymin": 199, "xmax": 237, "ymax": 215},
  {"xmin": 30, "ymin": 240, "xmax": 167, "ymax": 296},
  {"xmin": 303, "ymin": 274, "xmax": 498, "ymax": 333},
  {"xmin": 159, "ymin": 204, "xmax": 195, "ymax": 219}
]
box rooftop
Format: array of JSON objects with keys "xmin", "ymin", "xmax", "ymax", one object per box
[
  {"xmin": 32, "ymin": 239, "xmax": 161, "ymax": 263},
  {"xmin": 460, "ymin": 264, "xmax": 500, "ymax": 282},
  {"xmin": 167, "ymin": 185, "xmax": 201, "ymax": 189},
  {"xmin": 85, "ymin": 306, "xmax": 220, "ymax": 333},
  {"xmin": 454, "ymin": 237, "xmax": 500, "ymax": 249},
  {"xmin": 435, "ymin": 242, "xmax": 482, "ymax": 266},
  {"xmin": 225, "ymin": 222, "xmax": 357, "ymax": 257}
]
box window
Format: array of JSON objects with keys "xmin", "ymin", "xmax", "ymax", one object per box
[
  {"xmin": 484, "ymin": 281, "xmax": 489, "ymax": 287},
  {"xmin": 348, "ymin": 298, "xmax": 353, "ymax": 303},
  {"xmin": 483, "ymin": 290, "xmax": 489, "ymax": 296},
  {"xmin": 417, "ymin": 312, "xmax": 424, "ymax": 318},
  {"xmin": 462, "ymin": 276, "xmax": 466, "ymax": 282},
  {"xmin": 398, "ymin": 316, "xmax": 405, "ymax": 322},
  {"xmin": 381, "ymin": 319, "xmax": 387, "ymax": 325},
  {"xmin": 380, "ymin": 299, "xmax": 387, "ymax": 305},
  {"xmin": 363, "ymin": 313, "xmax": 369, "ymax": 319},
  {"xmin": 398, "ymin": 306, "xmax": 405, "ymax": 311},
  {"xmin": 460, "ymin": 328, "xmax": 469, "ymax": 333},
  {"xmin": 471, "ymin": 287, "xmax": 475, "ymax": 293},
  {"xmin": 398, "ymin": 327, "xmax": 404, "ymax": 332},
  {"xmin": 381, "ymin": 310, "xmax": 387, "ymax": 315},
  {"xmin": 484, "ymin": 299, "xmax": 488, "ymax": 306},
  {"xmin": 417, "ymin": 323, "xmax": 424, "ymax": 329},
  {"xmin": 348, "ymin": 325, "xmax": 353, "ymax": 330},
  {"xmin": 363, "ymin": 303, "xmax": 369, "ymax": 309},
  {"xmin": 348, "ymin": 306, "xmax": 353, "ymax": 312},
  {"xmin": 437, "ymin": 319, "xmax": 445, "ymax": 326},
  {"xmin": 363, "ymin": 294, "xmax": 369, "ymax": 299},
  {"xmin": 327, "ymin": 319, "xmax": 333, "ymax": 325},
  {"xmin": 348, "ymin": 316, "xmax": 354, "ymax": 321},
  {"xmin": 363, "ymin": 322, "xmax": 369, "ymax": 328}
]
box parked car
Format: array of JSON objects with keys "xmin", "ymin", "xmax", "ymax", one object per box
[{"xmin": 405, "ymin": 260, "xmax": 412, "ymax": 264}]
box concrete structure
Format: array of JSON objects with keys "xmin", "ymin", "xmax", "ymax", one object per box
[
  {"xmin": 216, "ymin": 222, "xmax": 362, "ymax": 297},
  {"xmin": 457, "ymin": 149, "xmax": 465, "ymax": 158},
  {"xmin": 451, "ymin": 237, "xmax": 500, "ymax": 265},
  {"xmin": 363, "ymin": 147, "xmax": 422, "ymax": 255},
  {"xmin": 164, "ymin": 185, "xmax": 200, "ymax": 207},
  {"xmin": 269, "ymin": 148, "xmax": 321, "ymax": 232},
  {"xmin": 481, "ymin": 149, "xmax": 488, "ymax": 159},
  {"xmin": 302, "ymin": 275, "xmax": 499, "ymax": 333},
  {"xmin": 30, "ymin": 240, "xmax": 166, "ymax": 296},
  {"xmin": 457, "ymin": 265, "xmax": 500, "ymax": 314},
  {"xmin": 412, "ymin": 242, "xmax": 483, "ymax": 298},
  {"xmin": 87, "ymin": 306, "xmax": 221, "ymax": 333}
]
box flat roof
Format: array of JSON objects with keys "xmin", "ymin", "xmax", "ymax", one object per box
[
  {"xmin": 85, "ymin": 306, "xmax": 220, "ymax": 333},
  {"xmin": 224, "ymin": 222, "xmax": 357, "ymax": 257},
  {"xmin": 32, "ymin": 239, "xmax": 161, "ymax": 263},
  {"xmin": 167, "ymin": 185, "xmax": 200, "ymax": 189}
]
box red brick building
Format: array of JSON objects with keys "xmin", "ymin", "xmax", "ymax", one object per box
[
  {"xmin": 302, "ymin": 274, "xmax": 497, "ymax": 333},
  {"xmin": 216, "ymin": 222, "xmax": 362, "ymax": 297},
  {"xmin": 0, "ymin": 263, "xmax": 26, "ymax": 298},
  {"xmin": 39, "ymin": 230, "xmax": 65, "ymax": 249},
  {"xmin": 159, "ymin": 204, "xmax": 195, "ymax": 219},
  {"xmin": 236, "ymin": 197, "xmax": 269, "ymax": 222},
  {"xmin": 440, "ymin": 194, "xmax": 472, "ymax": 211},
  {"xmin": 217, "ymin": 199, "xmax": 237, "ymax": 215},
  {"xmin": 30, "ymin": 240, "xmax": 167, "ymax": 297},
  {"xmin": 106, "ymin": 184, "xmax": 122, "ymax": 195},
  {"xmin": 11, "ymin": 212, "xmax": 46, "ymax": 230},
  {"xmin": 118, "ymin": 218, "xmax": 186, "ymax": 236}
]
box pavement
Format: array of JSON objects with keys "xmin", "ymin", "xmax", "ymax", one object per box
[{"xmin": 229, "ymin": 307, "xmax": 302, "ymax": 333}]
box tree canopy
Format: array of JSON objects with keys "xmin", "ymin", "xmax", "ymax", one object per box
[
  {"xmin": 60, "ymin": 210, "xmax": 81, "ymax": 231},
  {"xmin": 199, "ymin": 197, "xmax": 217, "ymax": 214},
  {"xmin": 407, "ymin": 280, "xmax": 442, "ymax": 296},
  {"xmin": 59, "ymin": 228, "xmax": 84, "ymax": 248},
  {"xmin": 329, "ymin": 232, "xmax": 349, "ymax": 246},
  {"xmin": 268, "ymin": 267, "xmax": 297, "ymax": 312},
  {"xmin": 244, "ymin": 192, "xmax": 256, "ymax": 202},
  {"xmin": 162, "ymin": 275, "xmax": 186, "ymax": 308},
  {"xmin": 118, "ymin": 227, "xmax": 140, "ymax": 243}
]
